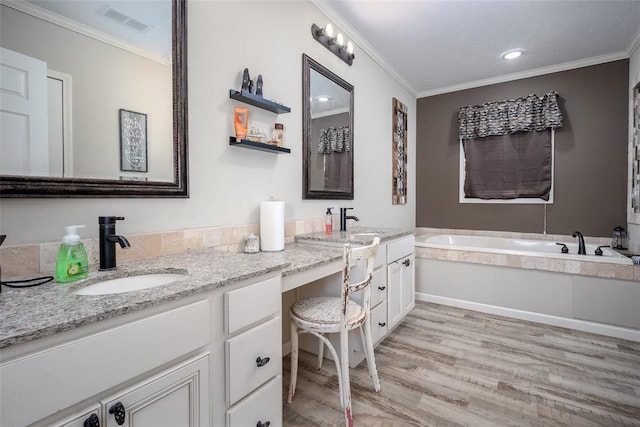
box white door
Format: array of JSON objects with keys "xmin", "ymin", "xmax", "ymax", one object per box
[{"xmin": 0, "ymin": 47, "xmax": 48, "ymax": 176}]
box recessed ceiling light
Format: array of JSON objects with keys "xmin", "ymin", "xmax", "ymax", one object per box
[{"xmin": 501, "ymin": 49, "xmax": 524, "ymax": 60}]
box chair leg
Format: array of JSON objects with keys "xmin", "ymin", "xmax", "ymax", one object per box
[
  {"xmin": 287, "ymin": 322, "xmax": 299, "ymax": 404},
  {"xmin": 317, "ymin": 335, "xmax": 325, "ymax": 370},
  {"xmin": 362, "ymin": 320, "xmax": 381, "ymax": 392},
  {"xmin": 340, "ymin": 327, "xmax": 353, "ymax": 427}
]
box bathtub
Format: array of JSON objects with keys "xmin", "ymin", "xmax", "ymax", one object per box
[
  {"xmin": 414, "ymin": 232, "xmax": 640, "ymax": 342},
  {"xmin": 416, "ymin": 233, "xmax": 633, "ymax": 265}
]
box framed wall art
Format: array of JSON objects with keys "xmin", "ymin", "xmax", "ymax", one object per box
[
  {"xmin": 392, "ymin": 98, "xmax": 408, "ymax": 204},
  {"xmin": 119, "ymin": 109, "xmax": 148, "ymax": 172}
]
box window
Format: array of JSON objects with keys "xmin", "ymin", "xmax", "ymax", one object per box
[
  {"xmin": 457, "ymin": 91, "xmax": 562, "ymax": 204},
  {"xmin": 459, "ymin": 130, "xmax": 555, "ymax": 204}
]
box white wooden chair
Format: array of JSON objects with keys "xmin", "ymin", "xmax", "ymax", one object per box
[{"xmin": 287, "ymin": 237, "xmax": 381, "ymax": 427}]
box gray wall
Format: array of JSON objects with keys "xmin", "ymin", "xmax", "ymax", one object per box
[{"xmin": 416, "ymin": 60, "xmax": 629, "ymax": 237}]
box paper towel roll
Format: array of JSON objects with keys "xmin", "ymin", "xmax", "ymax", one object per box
[{"xmin": 260, "ymin": 201, "xmax": 285, "ymax": 251}]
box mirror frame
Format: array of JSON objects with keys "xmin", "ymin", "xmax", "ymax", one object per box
[
  {"xmin": 0, "ymin": 0, "xmax": 188, "ymax": 198},
  {"xmin": 302, "ymin": 54, "xmax": 354, "ymax": 200}
]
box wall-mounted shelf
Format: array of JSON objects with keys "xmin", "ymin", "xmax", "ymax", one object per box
[
  {"xmin": 229, "ymin": 90, "xmax": 291, "ymax": 114},
  {"xmin": 229, "ymin": 137, "xmax": 291, "ymax": 154}
]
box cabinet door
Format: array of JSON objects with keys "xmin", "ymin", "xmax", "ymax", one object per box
[
  {"xmin": 103, "ymin": 354, "xmax": 209, "ymax": 427},
  {"xmin": 387, "ymin": 259, "xmax": 403, "ymax": 328},
  {"xmin": 388, "ymin": 254, "xmax": 415, "ymax": 329},
  {"xmin": 57, "ymin": 405, "xmax": 101, "ymax": 427},
  {"xmin": 401, "ymin": 255, "xmax": 415, "ymax": 316}
]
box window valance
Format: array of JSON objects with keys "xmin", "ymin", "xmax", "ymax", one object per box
[{"xmin": 458, "ymin": 91, "xmax": 563, "ymax": 140}]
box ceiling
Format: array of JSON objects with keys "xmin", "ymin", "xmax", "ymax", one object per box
[
  {"xmin": 315, "ymin": 0, "xmax": 640, "ymax": 97},
  {"xmin": 22, "ymin": 0, "xmax": 171, "ymax": 62}
]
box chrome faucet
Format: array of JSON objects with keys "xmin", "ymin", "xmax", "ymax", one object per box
[
  {"xmin": 572, "ymin": 231, "xmax": 586, "ymax": 255},
  {"xmin": 339, "ymin": 208, "xmax": 359, "ymax": 232},
  {"xmin": 99, "ymin": 216, "xmax": 131, "ymax": 270}
]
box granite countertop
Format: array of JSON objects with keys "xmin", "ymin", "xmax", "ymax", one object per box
[
  {"xmin": 295, "ymin": 226, "xmax": 414, "ymax": 246},
  {"xmin": 0, "ymin": 243, "xmax": 342, "ymax": 349}
]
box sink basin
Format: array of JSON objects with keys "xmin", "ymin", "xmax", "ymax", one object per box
[{"xmin": 74, "ymin": 273, "xmax": 188, "ymax": 296}]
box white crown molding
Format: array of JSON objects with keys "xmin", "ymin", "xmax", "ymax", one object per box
[
  {"xmin": 0, "ymin": 0, "xmax": 170, "ymax": 66},
  {"xmin": 628, "ymin": 25, "xmax": 640, "ymax": 57},
  {"xmin": 310, "ymin": 0, "xmax": 417, "ymax": 97},
  {"xmin": 417, "ymin": 51, "xmax": 630, "ymax": 98}
]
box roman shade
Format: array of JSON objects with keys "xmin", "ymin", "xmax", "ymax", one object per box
[{"xmin": 458, "ymin": 92, "xmax": 563, "ymax": 201}]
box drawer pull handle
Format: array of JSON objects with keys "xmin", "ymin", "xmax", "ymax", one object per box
[
  {"xmin": 403, "ymin": 259, "xmax": 411, "ymax": 267},
  {"xmin": 257, "ymin": 421, "xmax": 271, "ymax": 427},
  {"xmin": 379, "ymin": 322, "xmax": 386, "ymax": 327},
  {"xmin": 378, "ymin": 286, "xmax": 386, "ymax": 291},
  {"xmin": 256, "ymin": 356, "xmax": 270, "ymax": 367},
  {"xmin": 109, "ymin": 402, "xmax": 125, "ymax": 425},
  {"xmin": 83, "ymin": 413, "xmax": 100, "ymax": 427}
]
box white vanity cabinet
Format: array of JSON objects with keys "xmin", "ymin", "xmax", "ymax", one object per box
[
  {"xmin": 223, "ymin": 276, "xmax": 282, "ymax": 427},
  {"xmin": 0, "ymin": 299, "xmax": 211, "ymax": 427},
  {"xmin": 0, "ymin": 271, "xmax": 287, "ymax": 427},
  {"xmin": 387, "ymin": 235, "xmax": 416, "ymax": 329}
]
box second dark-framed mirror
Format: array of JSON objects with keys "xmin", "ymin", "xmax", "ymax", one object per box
[
  {"xmin": 302, "ymin": 54, "xmax": 354, "ymax": 200},
  {"xmin": 0, "ymin": 0, "xmax": 188, "ymax": 197}
]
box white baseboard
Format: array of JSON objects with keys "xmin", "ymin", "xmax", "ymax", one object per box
[{"xmin": 416, "ymin": 292, "xmax": 640, "ymax": 343}]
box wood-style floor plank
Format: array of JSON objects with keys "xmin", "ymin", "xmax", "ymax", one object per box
[{"xmin": 283, "ymin": 301, "xmax": 640, "ymax": 426}]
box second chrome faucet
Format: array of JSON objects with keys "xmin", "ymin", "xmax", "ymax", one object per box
[{"xmin": 99, "ymin": 216, "xmax": 131, "ymax": 270}]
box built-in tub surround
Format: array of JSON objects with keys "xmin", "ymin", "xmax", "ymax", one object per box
[
  {"xmin": 415, "ymin": 227, "xmax": 640, "ymax": 342},
  {"xmin": 415, "ymin": 228, "xmax": 640, "ymax": 281},
  {"xmin": 0, "ymin": 217, "xmax": 333, "ymax": 281}
]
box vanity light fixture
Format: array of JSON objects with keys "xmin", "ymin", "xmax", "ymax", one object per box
[
  {"xmin": 501, "ymin": 49, "xmax": 524, "ymax": 60},
  {"xmin": 311, "ymin": 23, "xmax": 355, "ymax": 66}
]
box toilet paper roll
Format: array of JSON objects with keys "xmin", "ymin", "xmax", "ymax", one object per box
[{"xmin": 260, "ymin": 201, "xmax": 285, "ymax": 251}]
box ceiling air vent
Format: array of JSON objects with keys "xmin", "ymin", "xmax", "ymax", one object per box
[{"xmin": 101, "ymin": 6, "xmax": 152, "ymax": 33}]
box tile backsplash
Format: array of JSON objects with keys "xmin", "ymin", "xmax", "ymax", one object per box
[{"xmin": 0, "ymin": 218, "xmax": 326, "ymax": 280}]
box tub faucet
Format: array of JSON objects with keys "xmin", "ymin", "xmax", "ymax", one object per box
[
  {"xmin": 572, "ymin": 231, "xmax": 586, "ymax": 255},
  {"xmin": 99, "ymin": 216, "xmax": 131, "ymax": 270},
  {"xmin": 339, "ymin": 208, "xmax": 359, "ymax": 232}
]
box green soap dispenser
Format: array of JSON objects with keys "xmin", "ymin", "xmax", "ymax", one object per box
[{"xmin": 55, "ymin": 225, "xmax": 89, "ymax": 283}]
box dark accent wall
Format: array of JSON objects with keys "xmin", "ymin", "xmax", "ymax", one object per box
[{"xmin": 416, "ymin": 60, "xmax": 629, "ymax": 237}]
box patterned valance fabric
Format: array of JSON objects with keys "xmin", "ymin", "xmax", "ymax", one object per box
[
  {"xmin": 318, "ymin": 126, "xmax": 351, "ymax": 153},
  {"xmin": 458, "ymin": 91, "xmax": 563, "ymax": 140}
]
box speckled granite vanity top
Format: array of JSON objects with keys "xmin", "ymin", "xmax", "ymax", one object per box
[
  {"xmin": 296, "ymin": 226, "xmax": 414, "ymax": 245},
  {"xmin": 0, "ymin": 243, "xmax": 342, "ymax": 349}
]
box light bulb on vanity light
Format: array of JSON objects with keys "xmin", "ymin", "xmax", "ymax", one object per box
[
  {"xmin": 316, "ymin": 23, "xmax": 334, "ymax": 38},
  {"xmin": 346, "ymin": 41, "xmax": 354, "ymax": 55},
  {"xmin": 335, "ymin": 33, "xmax": 344, "ymax": 46}
]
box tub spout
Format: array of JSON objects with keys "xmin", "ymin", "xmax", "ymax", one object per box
[{"xmin": 572, "ymin": 231, "xmax": 586, "ymax": 255}]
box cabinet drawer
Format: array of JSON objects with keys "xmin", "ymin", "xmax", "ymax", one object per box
[
  {"xmin": 226, "ymin": 316, "xmax": 281, "ymax": 406},
  {"xmin": 226, "ymin": 376, "xmax": 282, "ymax": 427},
  {"xmin": 374, "ymin": 244, "xmax": 387, "ymax": 269},
  {"xmin": 387, "ymin": 235, "xmax": 415, "ymax": 263},
  {"xmin": 371, "ymin": 267, "xmax": 387, "ymax": 308},
  {"xmin": 225, "ymin": 276, "xmax": 281, "ymax": 334},
  {"xmin": 371, "ymin": 300, "xmax": 388, "ymax": 345}
]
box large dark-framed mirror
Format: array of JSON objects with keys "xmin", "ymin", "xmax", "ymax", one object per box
[
  {"xmin": 303, "ymin": 54, "xmax": 354, "ymax": 200},
  {"xmin": 0, "ymin": 0, "xmax": 188, "ymax": 198}
]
